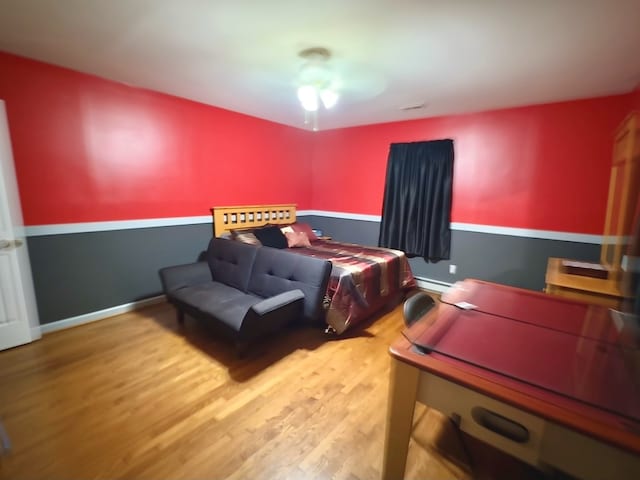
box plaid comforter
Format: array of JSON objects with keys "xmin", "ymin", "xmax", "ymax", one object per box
[{"xmin": 291, "ymin": 239, "xmax": 416, "ymax": 334}]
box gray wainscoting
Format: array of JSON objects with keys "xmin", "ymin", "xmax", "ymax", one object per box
[
  {"xmin": 26, "ymin": 215, "xmax": 601, "ymax": 326},
  {"xmin": 301, "ymin": 215, "xmax": 601, "ymax": 292},
  {"xmin": 27, "ymin": 223, "xmax": 213, "ymax": 324}
]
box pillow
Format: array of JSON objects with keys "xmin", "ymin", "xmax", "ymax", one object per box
[
  {"xmin": 253, "ymin": 226, "xmax": 288, "ymax": 249},
  {"xmin": 234, "ymin": 231, "xmax": 262, "ymax": 246},
  {"xmin": 230, "ymin": 228, "xmax": 262, "ymax": 246},
  {"xmin": 290, "ymin": 222, "xmax": 318, "ymax": 241},
  {"xmin": 230, "ymin": 227, "xmax": 254, "ymax": 236},
  {"xmin": 285, "ymin": 231, "xmax": 311, "ymax": 248}
]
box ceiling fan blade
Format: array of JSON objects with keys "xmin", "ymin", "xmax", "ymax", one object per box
[{"xmin": 330, "ymin": 59, "xmax": 387, "ymax": 102}]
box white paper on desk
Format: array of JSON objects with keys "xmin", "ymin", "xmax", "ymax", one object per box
[{"xmin": 455, "ymin": 301, "xmax": 477, "ymax": 310}]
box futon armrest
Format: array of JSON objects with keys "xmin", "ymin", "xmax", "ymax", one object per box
[
  {"xmin": 250, "ymin": 289, "xmax": 305, "ymax": 316},
  {"xmin": 159, "ymin": 262, "xmax": 212, "ymax": 294}
]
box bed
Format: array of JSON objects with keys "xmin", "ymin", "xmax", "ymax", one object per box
[{"xmin": 211, "ymin": 204, "xmax": 416, "ymax": 334}]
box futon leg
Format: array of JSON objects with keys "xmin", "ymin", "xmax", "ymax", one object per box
[
  {"xmin": 176, "ymin": 309, "xmax": 184, "ymax": 324},
  {"xmin": 235, "ymin": 341, "xmax": 249, "ymax": 358}
]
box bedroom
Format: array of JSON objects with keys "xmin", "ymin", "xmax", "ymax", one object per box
[{"xmin": 0, "ymin": 1, "xmax": 639, "ymax": 478}]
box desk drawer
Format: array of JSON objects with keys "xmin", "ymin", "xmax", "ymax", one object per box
[
  {"xmin": 541, "ymin": 423, "xmax": 640, "ymax": 480},
  {"xmin": 417, "ymin": 372, "xmax": 546, "ymax": 467}
]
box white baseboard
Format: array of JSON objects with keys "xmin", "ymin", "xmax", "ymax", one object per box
[
  {"xmin": 414, "ymin": 276, "xmax": 454, "ymax": 293},
  {"xmin": 30, "ymin": 326, "xmax": 42, "ymax": 341},
  {"xmin": 40, "ymin": 295, "xmax": 166, "ymax": 334}
]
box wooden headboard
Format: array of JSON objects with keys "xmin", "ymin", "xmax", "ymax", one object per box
[{"xmin": 211, "ymin": 204, "xmax": 297, "ymax": 237}]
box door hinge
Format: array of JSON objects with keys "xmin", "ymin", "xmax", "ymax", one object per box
[{"xmin": 0, "ymin": 239, "xmax": 23, "ymax": 250}]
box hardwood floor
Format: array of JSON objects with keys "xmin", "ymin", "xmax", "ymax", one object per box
[{"xmin": 0, "ymin": 301, "xmax": 537, "ymax": 479}]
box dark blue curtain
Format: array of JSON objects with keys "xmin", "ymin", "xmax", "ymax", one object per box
[{"xmin": 378, "ymin": 139, "xmax": 454, "ymax": 262}]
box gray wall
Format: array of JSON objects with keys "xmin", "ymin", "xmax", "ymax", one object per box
[
  {"xmin": 26, "ymin": 215, "xmax": 600, "ymax": 326},
  {"xmin": 303, "ymin": 215, "xmax": 600, "ymax": 292},
  {"xmin": 27, "ymin": 223, "xmax": 213, "ymax": 324}
]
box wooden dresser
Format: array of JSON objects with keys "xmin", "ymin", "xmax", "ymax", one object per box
[
  {"xmin": 544, "ymin": 257, "xmax": 624, "ymax": 308},
  {"xmin": 545, "ymin": 112, "xmax": 639, "ymax": 307}
]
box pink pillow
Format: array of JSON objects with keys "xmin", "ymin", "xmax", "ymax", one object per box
[
  {"xmin": 285, "ymin": 231, "xmax": 311, "ymax": 248},
  {"xmin": 290, "ymin": 222, "xmax": 318, "ymax": 241}
]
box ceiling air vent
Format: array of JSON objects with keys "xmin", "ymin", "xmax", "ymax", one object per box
[{"xmin": 400, "ymin": 102, "xmax": 426, "ymax": 111}]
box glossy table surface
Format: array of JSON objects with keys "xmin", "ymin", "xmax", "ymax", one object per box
[{"xmin": 394, "ymin": 279, "xmax": 640, "ymax": 455}]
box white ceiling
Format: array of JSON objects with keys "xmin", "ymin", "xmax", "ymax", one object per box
[{"xmin": 0, "ymin": 0, "xmax": 639, "ymax": 131}]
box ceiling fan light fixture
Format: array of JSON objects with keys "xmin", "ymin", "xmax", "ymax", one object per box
[
  {"xmin": 320, "ymin": 89, "xmax": 338, "ymax": 109},
  {"xmin": 297, "ymin": 85, "xmax": 319, "ymax": 112},
  {"xmin": 296, "ymin": 47, "xmax": 339, "ymax": 127}
]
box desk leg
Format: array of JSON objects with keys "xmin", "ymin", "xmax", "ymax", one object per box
[{"xmin": 382, "ymin": 358, "xmax": 420, "ymax": 480}]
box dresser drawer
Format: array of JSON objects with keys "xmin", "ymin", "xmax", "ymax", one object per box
[{"xmin": 417, "ymin": 372, "xmax": 547, "ymax": 467}]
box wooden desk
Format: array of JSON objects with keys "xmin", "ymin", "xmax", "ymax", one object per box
[
  {"xmin": 382, "ymin": 280, "xmax": 640, "ymax": 480},
  {"xmin": 545, "ymin": 257, "xmax": 624, "ymax": 308}
]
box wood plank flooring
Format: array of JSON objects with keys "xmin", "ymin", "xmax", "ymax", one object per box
[{"xmin": 0, "ymin": 301, "xmax": 538, "ymax": 479}]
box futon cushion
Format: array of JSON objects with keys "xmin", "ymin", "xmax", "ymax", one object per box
[
  {"xmin": 253, "ymin": 226, "xmax": 288, "ymax": 249},
  {"xmin": 171, "ymin": 282, "xmax": 248, "ymax": 313},
  {"xmin": 206, "ymin": 237, "xmax": 258, "ymax": 292},
  {"xmin": 248, "ymin": 246, "xmax": 332, "ymax": 321},
  {"xmin": 198, "ymin": 290, "xmax": 262, "ymax": 331}
]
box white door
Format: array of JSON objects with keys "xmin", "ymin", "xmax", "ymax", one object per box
[{"xmin": 0, "ymin": 100, "xmax": 40, "ymax": 350}]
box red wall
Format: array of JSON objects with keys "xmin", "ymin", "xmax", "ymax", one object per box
[
  {"xmin": 311, "ymin": 96, "xmax": 631, "ymax": 234},
  {"xmin": 0, "ymin": 52, "xmax": 312, "ymax": 225},
  {"xmin": 1, "ymin": 51, "xmax": 635, "ymax": 235}
]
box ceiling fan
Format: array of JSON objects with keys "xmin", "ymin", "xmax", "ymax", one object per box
[
  {"xmin": 294, "ymin": 46, "xmax": 387, "ymax": 130},
  {"xmin": 296, "ymin": 47, "xmax": 340, "ymax": 130},
  {"xmin": 297, "ymin": 47, "xmax": 339, "ymax": 109}
]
